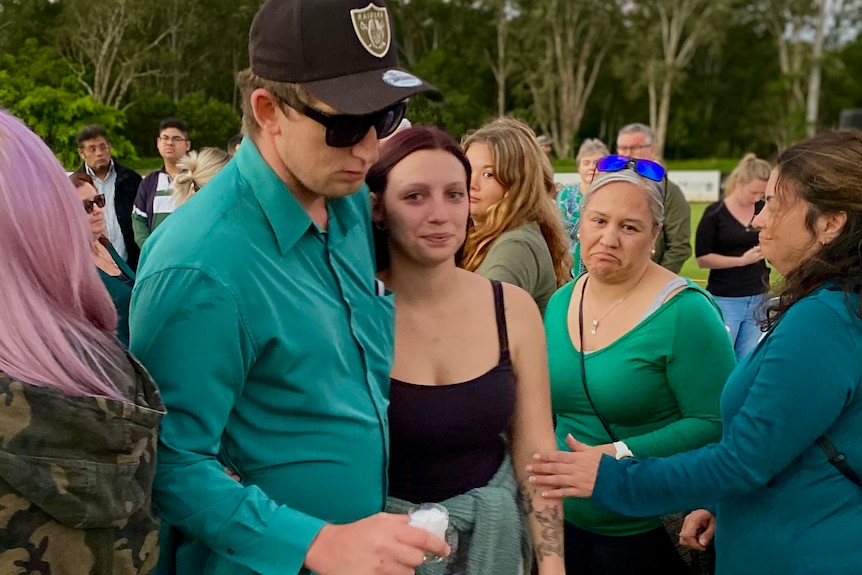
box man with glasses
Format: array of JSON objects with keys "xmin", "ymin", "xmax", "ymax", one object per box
[
  {"xmin": 75, "ymin": 125, "xmax": 142, "ymax": 269},
  {"xmin": 129, "ymin": 1, "xmax": 446, "ymax": 574},
  {"xmin": 617, "ymin": 123, "xmax": 692, "ymax": 273},
  {"xmin": 131, "ymin": 117, "xmax": 191, "ymax": 247}
]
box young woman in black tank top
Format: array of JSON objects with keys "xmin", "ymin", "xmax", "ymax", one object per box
[{"xmin": 367, "ymin": 126, "xmax": 565, "ymax": 575}]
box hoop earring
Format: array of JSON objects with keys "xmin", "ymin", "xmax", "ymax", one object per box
[{"xmin": 373, "ymin": 220, "xmax": 386, "ymax": 231}]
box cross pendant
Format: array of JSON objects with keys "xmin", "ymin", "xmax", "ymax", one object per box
[{"xmin": 590, "ymin": 320, "xmax": 598, "ymax": 335}]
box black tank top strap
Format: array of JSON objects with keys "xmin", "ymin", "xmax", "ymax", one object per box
[{"xmin": 491, "ymin": 280, "xmax": 510, "ymax": 363}]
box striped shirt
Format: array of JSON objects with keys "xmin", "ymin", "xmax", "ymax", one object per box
[{"xmin": 132, "ymin": 169, "xmax": 176, "ymax": 248}]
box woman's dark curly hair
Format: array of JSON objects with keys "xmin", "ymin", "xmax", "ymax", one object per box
[{"xmin": 766, "ymin": 128, "xmax": 862, "ymax": 327}]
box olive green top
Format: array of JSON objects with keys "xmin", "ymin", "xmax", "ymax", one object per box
[{"xmin": 476, "ymin": 222, "xmax": 556, "ymax": 315}]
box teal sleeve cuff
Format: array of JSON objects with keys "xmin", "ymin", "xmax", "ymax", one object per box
[{"xmin": 154, "ymin": 449, "xmax": 327, "ymax": 575}]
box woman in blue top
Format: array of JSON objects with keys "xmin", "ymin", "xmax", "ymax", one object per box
[{"xmin": 528, "ymin": 129, "xmax": 862, "ymax": 575}]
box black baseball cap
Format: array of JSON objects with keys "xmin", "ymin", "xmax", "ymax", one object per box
[{"xmin": 249, "ymin": 0, "xmax": 439, "ymax": 115}]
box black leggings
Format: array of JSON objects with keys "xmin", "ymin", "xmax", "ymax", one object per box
[{"xmin": 564, "ymin": 521, "xmax": 689, "ymax": 575}]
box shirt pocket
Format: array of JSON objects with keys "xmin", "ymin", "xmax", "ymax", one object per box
[{"xmin": 0, "ymin": 453, "xmax": 146, "ymax": 529}]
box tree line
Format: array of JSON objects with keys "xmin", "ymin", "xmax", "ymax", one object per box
[{"xmin": 1, "ymin": 0, "xmax": 860, "ymax": 168}]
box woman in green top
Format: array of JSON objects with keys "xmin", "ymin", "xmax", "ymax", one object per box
[
  {"xmin": 70, "ymin": 173, "xmax": 136, "ymax": 347},
  {"xmin": 462, "ymin": 118, "xmax": 572, "ymax": 314},
  {"xmin": 537, "ymin": 158, "xmax": 736, "ymax": 574}
]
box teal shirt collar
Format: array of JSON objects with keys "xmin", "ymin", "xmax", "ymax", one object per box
[{"xmin": 234, "ymin": 139, "xmax": 365, "ymax": 255}]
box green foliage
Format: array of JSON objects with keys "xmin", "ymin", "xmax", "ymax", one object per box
[
  {"xmin": 0, "ymin": 0, "xmax": 63, "ymax": 52},
  {"xmin": 124, "ymin": 91, "xmax": 178, "ymax": 157},
  {"xmin": 821, "ymin": 35, "xmax": 862, "ymax": 128},
  {"xmin": 0, "ymin": 39, "xmax": 136, "ymax": 169},
  {"xmin": 176, "ymin": 92, "xmax": 241, "ymax": 151},
  {"xmin": 2, "ymin": 0, "xmax": 862, "ymax": 164},
  {"xmin": 125, "ymin": 90, "xmax": 240, "ymax": 157},
  {"xmin": 406, "ymin": 46, "xmax": 495, "ymax": 139},
  {"xmin": 15, "ymin": 88, "xmax": 134, "ymax": 168}
]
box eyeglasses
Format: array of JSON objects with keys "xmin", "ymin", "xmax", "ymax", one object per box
[
  {"xmin": 596, "ymin": 155, "xmax": 666, "ymax": 182},
  {"xmin": 158, "ymin": 135, "xmax": 188, "ymax": 144},
  {"xmin": 81, "ymin": 143, "xmax": 110, "ymax": 154},
  {"xmin": 82, "ymin": 194, "xmax": 106, "ymax": 214},
  {"xmin": 277, "ymin": 93, "xmax": 407, "ymax": 148}
]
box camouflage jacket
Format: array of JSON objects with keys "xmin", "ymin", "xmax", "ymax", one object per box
[{"xmin": 0, "ymin": 354, "xmax": 165, "ymax": 574}]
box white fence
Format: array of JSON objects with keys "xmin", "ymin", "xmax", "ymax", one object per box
[{"xmin": 555, "ymin": 170, "xmax": 723, "ymax": 203}]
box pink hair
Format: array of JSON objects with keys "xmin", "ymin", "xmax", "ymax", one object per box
[{"xmin": 0, "ymin": 109, "xmax": 125, "ymax": 398}]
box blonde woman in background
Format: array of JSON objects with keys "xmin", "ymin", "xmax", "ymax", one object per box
[
  {"xmin": 463, "ymin": 118, "xmax": 572, "ymax": 315},
  {"xmin": 131, "ymin": 148, "xmax": 231, "ymax": 243},
  {"xmin": 695, "ymin": 153, "xmax": 772, "ymax": 360},
  {"xmin": 172, "ymin": 147, "xmax": 231, "ymax": 208}
]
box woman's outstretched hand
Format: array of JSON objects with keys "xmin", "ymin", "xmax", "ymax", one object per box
[{"xmin": 527, "ymin": 434, "xmax": 608, "ymax": 499}]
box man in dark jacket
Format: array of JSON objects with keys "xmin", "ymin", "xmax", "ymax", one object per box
[{"xmin": 76, "ymin": 125, "xmax": 143, "ymax": 270}]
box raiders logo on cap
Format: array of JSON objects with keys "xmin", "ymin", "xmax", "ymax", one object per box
[{"xmin": 351, "ymin": 3, "xmax": 391, "ymax": 58}]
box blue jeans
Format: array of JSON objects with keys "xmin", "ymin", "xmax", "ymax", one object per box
[{"xmin": 713, "ymin": 294, "xmax": 767, "ymax": 361}]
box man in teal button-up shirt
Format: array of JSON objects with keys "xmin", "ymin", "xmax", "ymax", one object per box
[{"xmin": 129, "ymin": 0, "xmax": 444, "ymax": 573}]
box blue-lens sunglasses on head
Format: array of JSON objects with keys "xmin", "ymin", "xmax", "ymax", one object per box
[{"xmin": 596, "ymin": 155, "xmax": 666, "ymax": 182}]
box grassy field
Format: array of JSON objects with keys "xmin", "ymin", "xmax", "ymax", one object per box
[{"xmin": 680, "ymin": 202, "xmax": 709, "ymax": 285}]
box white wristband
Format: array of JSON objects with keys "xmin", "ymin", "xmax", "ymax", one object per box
[{"xmin": 613, "ymin": 441, "xmax": 634, "ymax": 460}]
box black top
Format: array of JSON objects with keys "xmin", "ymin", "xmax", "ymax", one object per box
[
  {"xmin": 695, "ymin": 201, "xmax": 769, "ymax": 297},
  {"xmin": 388, "ymin": 280, "xmax": 517, "ymax": 503}
]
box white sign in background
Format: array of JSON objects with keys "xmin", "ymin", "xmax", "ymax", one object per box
[{"xmin": 555, "ymin": 170, "xmax": 722, "ymax": 203}]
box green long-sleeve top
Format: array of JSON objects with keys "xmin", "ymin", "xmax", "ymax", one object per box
[
  {"xmin": 544, "ymin": 279, "xmax": 736, "ymax": 535},
  {"xmin": 129, "ymin": 139, "xmax": 395, "ymax": 575},
  {"xmin": 592, "ymin": 287, "xmax": 862, "ymax": 574}
]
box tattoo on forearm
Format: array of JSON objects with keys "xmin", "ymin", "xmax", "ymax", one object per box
[{"xmin": 517, "ymin": 479, "xmax": 564, "ymax": 560}]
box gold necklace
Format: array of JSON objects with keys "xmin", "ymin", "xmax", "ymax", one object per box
[
  {"xmin": 585, "ymin": 268, "xmax": 648, "ymax": 335},
  {"xmin": 93, "ymin": 243, "xmax": 120, "ymax": 274}
]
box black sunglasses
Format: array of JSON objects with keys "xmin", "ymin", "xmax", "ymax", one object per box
[
  {"xmin": 278, "ymin": 93, "xmax": 407, "ymax": 148},
  {"xmin": 82, "ymin": 194, "xmax": 106, "ymax": 214}
]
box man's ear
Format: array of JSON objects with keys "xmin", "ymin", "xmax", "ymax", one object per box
[
  {"xmin": 817, "ymin": 210, "xmax": 847, "ymax": 245},
  {"xmin": 77, "ymin": 149, "xmax": 86, "ymax": 161},
  {"xmin": 250, "ymin": 89, "xmax": 283, "ymax": 136}
]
